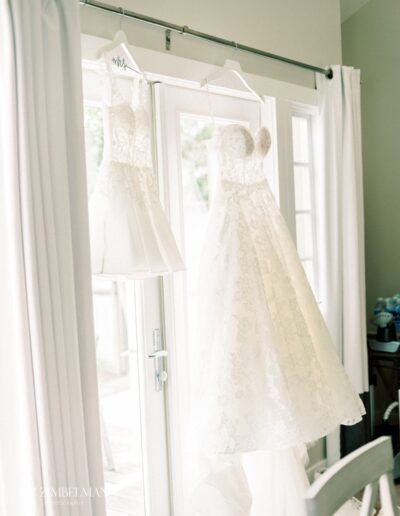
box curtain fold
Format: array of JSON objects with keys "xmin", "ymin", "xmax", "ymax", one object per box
[
  {"xmin": 316, "ymin": 66, "xmax": 368, "ymax": 463},
  {"xmin": 0, "ymin": 1, "xmax": 105, "ymax": 514},
  {"xmin": 316, "ymin": 65, "xmax": 368, "ymax": 394}
]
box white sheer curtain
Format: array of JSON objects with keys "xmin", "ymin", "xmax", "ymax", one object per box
[
  {"xmin": 0, "ymin": 1, "xmax": 105, "ymax": 515},
  {"xmin": 316, "ymin": 65, "xmax": 368, "ymax": 463}
]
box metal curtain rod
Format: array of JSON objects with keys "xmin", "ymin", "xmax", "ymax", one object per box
[{"xmin": 79, "ymin": 0, "xmax": 333, "ymax": 79}]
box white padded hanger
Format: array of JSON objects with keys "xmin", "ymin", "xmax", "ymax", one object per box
[
  {"xmin": 96, "ymin": 29, "xmax": 143, "ymax": 76},
  {"xmin": 201, "ymin": 59, "xmax": 265, "ymax": 104}
]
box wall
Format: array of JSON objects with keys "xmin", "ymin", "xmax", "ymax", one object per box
[
  {"xmin": 79, "ymin": 0, "xmax": 342, "ymax": 87},
  {"xmin": 80, "ymin": 0, "xmax": 343, "ymax": 471},
  {"xmin": 342, "ymin": 1, "xmax": 400, "ymax": 321}
]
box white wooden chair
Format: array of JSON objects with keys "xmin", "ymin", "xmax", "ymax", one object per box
[{"xmin": 304, "ymin": 436, "xmax": 399, "ymax": 516}]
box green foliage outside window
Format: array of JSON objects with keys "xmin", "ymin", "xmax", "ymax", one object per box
[{"xmin": 180, "ymin": 117, "xmax": 215, "ymax": 206}]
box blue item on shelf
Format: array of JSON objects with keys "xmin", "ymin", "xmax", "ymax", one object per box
[{"xmin": 373, "ymin": 294, "xmax": 400, "ymax": 333}]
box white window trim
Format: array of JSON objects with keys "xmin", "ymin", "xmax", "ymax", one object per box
[{"xmin": 291, "ymin": 107, "xmax": 321, "ymax": 301}]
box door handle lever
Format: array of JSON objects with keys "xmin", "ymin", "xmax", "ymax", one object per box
[
  {"xmin": 148, "ymin": 350, "xmax": 168, "ymax": 359},
  {"xmin": 148, "ymin": 329, "xmax": 168, "ymax": 391}
]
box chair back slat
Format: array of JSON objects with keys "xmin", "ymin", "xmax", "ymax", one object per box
[
  {"xmin": 360, "ymin": 481, "xmax": 377, "ymax": 516},
  {"xmin": 379, "ymin": 472, "xmax": 398, "ymax": 516},
  {"xmin": 304, "ymin": 437, "xmax": 398, "ymax": 516}
]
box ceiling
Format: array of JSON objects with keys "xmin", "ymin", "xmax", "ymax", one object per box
[{"xmin": 340, "ymin": 0, "xmax": 370, "ymax": 22}]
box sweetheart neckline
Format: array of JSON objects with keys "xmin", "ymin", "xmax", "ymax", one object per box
[{"xmin": 221, "ymin": 123, "xmax": 268, "ymax": 141}]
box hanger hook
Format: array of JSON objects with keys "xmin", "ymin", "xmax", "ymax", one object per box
[
  {"xmin": 231, "ymin": 40, "xmax": 238, "ymax": 61},
  {"xmin": 119, "ymin": 7, "xmax": 124, "ymax": 31}
]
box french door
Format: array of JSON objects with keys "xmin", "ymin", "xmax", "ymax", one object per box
[
  {"xmin": 85, "ymin": 72, "xmax": 276, "ymax": 516},
  {"xmin": 154, "ymin": 84, "xmax": 275, "ymax": 516}
]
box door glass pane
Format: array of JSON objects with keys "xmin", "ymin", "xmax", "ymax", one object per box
[
  {"xmin": 294, "ymin": 165, "xmax": 311, "ymax": 211},
  {"xmin": 179, "ymin": 115, "xmax": 220, "ymax": 339},
  {"xmin": 84, "ymin": 104, "xmax": 104, "ymax": 194},
  {"xmin": 180, "ymin": 116, "xmax": 215, "ymax": 252},
  {"xmin": 292, "ymin": 115, "xmax": 309, "ymax": 163},
  {"xmin": 92, "ymin": 278, "xmax": 146, "ymax": 516},
  {"xmin": 85, "ymin": 106, "xmax": 146, "ymax": 516},
  {"xmin": 295, "ymin": 213, "xmax": 313, "ymax": 258}
]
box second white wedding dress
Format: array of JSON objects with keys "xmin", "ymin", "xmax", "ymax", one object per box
[{"xmin": 89, "ymin": 60, "xmax": 184, "ymax": 277}]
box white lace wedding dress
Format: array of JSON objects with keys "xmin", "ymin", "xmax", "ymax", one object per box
[
  {"xmin": 89, "ymin": 62, "xmax": 184, "ymax": 277},
  {"xmin": 188, "ymin": 124, "xmax": 365, "ymax": 516},
  {"xmin": 192, "ymin": 123, "xmax": 364, "ymax": 454}
]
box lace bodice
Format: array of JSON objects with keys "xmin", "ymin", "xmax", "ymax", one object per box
[
  {"xmin": 105, "ymin": 103, "xmax": 151, "ymax": 167},
  {"xmin": 102, "ymin": 65, "xmax": 152, "ymax": 168},
  {"xmin": 217, "ymin": 124, "xmax": 271, "ymax": 185}
]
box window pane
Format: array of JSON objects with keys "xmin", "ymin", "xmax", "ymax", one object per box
[
  {"xmin": 296, "ymin": 213, "xmax": 313, "ymax": 258},
  {"xmin": 180, "ymin": 115, "xmax": 224, "ymax": 346},
  {"xmin": 92, "ymin": 278, "xmax": 146, "ymax": 516},
  {"xmin": 294, "ymin": 165, "xmax": 311, "ymax": 211},
  {"xmin": 292, "ymin": 116, "xmax": 309, "ymax": 163},
  {"xmin": 84, "ymin": 105, "xmax": 104, "ymax": 195},
  {"xmin": 180, "ymin": 116, "xmax": 217, "ymax": 279}
]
